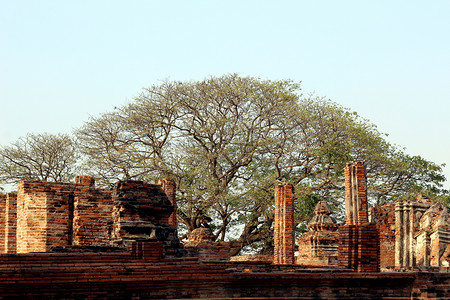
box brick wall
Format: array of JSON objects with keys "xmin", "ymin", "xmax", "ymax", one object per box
[
  {"xmin": 0, "ymin": 250, "xmax": 447, "ymax": 299},
  {"xmin": 0, "ymin": 193, "xmax": 16, "ymax": 253},
  {"xmin": 4, "ymin": 193, "xmax": 17, "ymax": 253},
  {"xmin": 338, "ymin": 223, "xmax": 380, "ymax": 272},
  {"xmin": 370, "ymin": 203, "xmax": 396, "ymax": 267},
  {"xmin": 297, "ymin": 200, "xmax": 339, "ymax": 266},
  {"xmin": 16, "ymin": 179, "xmax": 115, "ymax": 253},
  {"xmin": 273, "ymin": 183, "xmax": 294, "ymax": 264},
  {"xmin": 159, "ymin": 179, "xmax": 177, "ymax": 229},
  {"xmin": 0, "ymin": 194, "xmax": 4, "ymax": 251},
  {"xmin": 9, "ymin": 178, "xmax": 182, "ymax": 255},
  {"xmin": 17, "ymin": 182, "xmax": 49, "ymax": 252}
]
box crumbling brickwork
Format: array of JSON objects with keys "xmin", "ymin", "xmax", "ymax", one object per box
[
  {"xmin": 111, "ymin": 180, "xmax": 185, "ymax": 257},
  {"xmin": 339, "ymin": 162, "xmax": 380, "ymax": 272},
  {"xmin": 297, "ymin": 200, "xmax": 339, "ymax": 266},
  {"xmin": 338, "ymin": 223, "xmax": 380, "ymax": 272},
  {"xmin": 273, "ymin": 182, "xmax": 295, "ymax": 264},
  {"xmin": 370, "ymin": 203, "xmax": 396, "ymax": 267},
  {"xmin": 184, "ymin": 228, "xmax": 230, "ymax": 262},
  {"xmin": 344, "ymin": 161, "xmax": 368, "ymax": 225},
  {"xmin": 15, "ymin": 178, "xmax": 113, "ymax": 253},
  {"xmin": 159, "ymin": 179, "xmax": 177, "ymax": 228},
  {"xmin": 1, "ymin": 177, "xmax": 181, "ymax": 255},
  {"xmin": 0, "ymin": 251, "xmax": 447, "ymax": 299},
  {"xmin": 371, "ymin": 195, "xmax": 450, "ymax": 268},
  {"xmin": 0, "ymin": 193, "xmax": 17, "ymax": 253},
  {"xmin": 1, "ymin": 172, "xmax": 450, "ymax": 298}
]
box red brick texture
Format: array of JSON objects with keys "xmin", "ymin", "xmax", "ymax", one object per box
[
  {"xmin": 372, "ymin": 196, "xmax": 450, "ymax": 268},
  {"xmin": 370, "ymin": 203, "xmax": 396, "ymax": 267},
  {"xmin": 0, "ymin": 193, "xmax": 17, "ymax": 253},
  {"xmin": 339, "ymin": 162, "xmax": 380, "ymax": 272},
  {"xmin": 2, "ymin": 177, "xmax": 181, "ymax": 255},
  {"xmin": 344, "ymin": 162, "xmax": 368, "ymax": 225},
  {"xmin": 338, "ymin": 223, "xmax": 380, "ymax": 272},
  {"xmin": 0, "ymin": 251, "xmax": 447, "ymax": 299},
  {"xmin": 296, "ymin": 200, "xmax": 339, "ymax": 266},
  {"xmin": 158, "ymin": 179, "xmax": 177, "ymax": 229},
  {"xmin": 273, "ymin": 182, "xmax": 295, "ymax": 264},
  {"xmin": 15, "ymin": 179, "xmax": 114, "ymax": 253}
]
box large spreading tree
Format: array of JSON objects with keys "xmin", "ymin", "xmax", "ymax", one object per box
[
  {"xmin": 0, "ymin": 75, "xmax": 446, "ymax": 254},
  {"xmin": 74, "ymin": 74, "xmax": 448, "ymax": 255}
]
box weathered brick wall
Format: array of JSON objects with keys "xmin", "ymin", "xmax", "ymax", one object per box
[
  {"xmin": 0, "ymin": 194, "xmax": 5, "ymax": 252},
  {"xmin": 72, "ymin": 189, "xmax": 114, "ymax": 247},
  {"xmin": 159, "ymin": 179, "xmax": 177, "ymax": 229},
  {"xmin": 370, "ymin": 203, "xmax": 396, "ymax": 267},
  {"xmin": 4, "ymin": 193, "xmax": 17, "ymax": 253},
  {"xmin": 0, "ymin": 194, "xmax": 16, "ymax": 253},
  {"xmin": 0, "ymin": 250, "xmax": 447, "ymax": 299},
  {"xmin": 273, "ymin": 183, "xmax": 294, "ymax": 264},
  {"xmin": 10, "ymin": 177, "xmax": 182, "ymax": 254},
  {"xmin": 394, "ymin": 197, "xmax": 450, "ymax": 267},
  {"xmin": 17, "ymin": 181, "xmax": 49, "ymax": 252},
  {"xmin": 338, "ymin": 223, "xmax": 380, "ymax": 272},
  {"xmin": 16, "ymin": 179, "xmax": 115, "ymax": 253}
]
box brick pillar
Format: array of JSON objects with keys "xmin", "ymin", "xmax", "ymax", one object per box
[
  {"xmin": 0, "ymin": 194, "xmax": 6, "ymax": 253},
  {"xmin": 5, "ymin": 193, "xmax": 17, "ymax": 253},
  {"xmin": 159, "ymin": 179, "xmax": 177, "ymax": 229},
  {"xmin": 273, "ymin": 183, "xmax": 295, "ymax": 264},
  {"xmin": 339, "ymin": 162, "xmax": 379, "ymax": 272},
  {"xmin": 344, "ymin": 162, "xmax": 368, "ymax": 225}
]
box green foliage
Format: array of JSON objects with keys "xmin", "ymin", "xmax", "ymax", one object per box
[{"xmin": 71, "ymin": 74, "xmax": 448, "ymax": 254}]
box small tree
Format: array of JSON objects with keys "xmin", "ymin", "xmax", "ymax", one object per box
[{"xmin": 0, "ymin": 133, "xmax": 79, "ymax": 184}]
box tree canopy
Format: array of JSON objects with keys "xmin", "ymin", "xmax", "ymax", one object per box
[
  {"xmin": 0, "ymin": 133, "xmax": 78, "ymax": 184},
  {"xmin": 74, "ymin": 74, "xmax": 448, "ymax": 254},
  {"xmin": 0, "ymin": 75, "xmax": 447, "ymax": 254}
]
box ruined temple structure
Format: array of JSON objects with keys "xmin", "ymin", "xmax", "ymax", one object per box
[
  {"xmin": 371, "ymin": 194, "xmax": 450, "ymax": 268},
  {"xmin": 0, "ymin": 170, "xmax": 449, "ymax": 298},
  {"xmin": 296, "ymin": 199, "xmax": 339, "ymax": 266},
  {"xmin": 338, "ymin": 162, "xmax": 380, "ymax": 272},
  {"xmin": 0, "ymin": 176, "xmax": 184, "ymax": 256},
  {"xmin": 183, "ymin": 227, "xmax": 230, "ymax": 262}
]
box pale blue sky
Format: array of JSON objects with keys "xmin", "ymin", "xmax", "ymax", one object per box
[{"xmin": 1, "ymin": 1, "xmax": 449, "ymax": 190}]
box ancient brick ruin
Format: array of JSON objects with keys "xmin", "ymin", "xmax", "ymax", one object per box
[
  {"xmin": 338, "ymin": 162, "xmax": 380, "ymax": 272},
  {"xmin": 273, "ymin": 182, "xmax": 295, "ymax": 264},
  {"xmin": 0, "ymin": 176, "xmax": 183, "ymax": 256},
  {"xmin": 0, "ymin": 164, "xmax": 449, "ymax": 298},
  {"xmin": 296, "ymin": 199, "xmax": 339, "ymax": 266},
  {"xmin": 371, "ymin": 194, "xmax": 450, "ymax": 268}
]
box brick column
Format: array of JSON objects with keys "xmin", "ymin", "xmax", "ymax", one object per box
[
  {"xmin": 273, "ymin": 183, "xmax": 295, "ymax": 264},
  {"xmin": 0, "ymin": 194, "xmax": 6, "ymax": 253},
  {"xmin": 344, "ymin": 162, "xmax": 368, "ymax": 225},
  {"xmin": 5, "ymin": 193, "xmax": 17, "ymax": 253},
  {"xmin": 159, "ymin": 179, "xmax": 177, "ymax": 229},
  {"xmin": 339, "ymin": 162, "xmax": 379, "ymax": 272}
]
